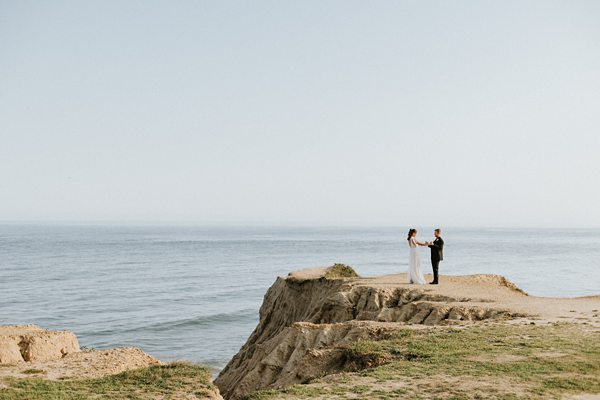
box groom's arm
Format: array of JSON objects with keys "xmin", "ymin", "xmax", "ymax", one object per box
[{"xmin": 429, "ymin": 238, "xmax": 444, "ymax": 249}]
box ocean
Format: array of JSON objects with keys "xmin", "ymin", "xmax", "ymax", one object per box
[{"xmin": 1, "ymin": 225, "xmax": 598, "ymax": 373}]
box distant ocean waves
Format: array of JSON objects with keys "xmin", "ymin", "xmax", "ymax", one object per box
[{"xmin": 88, "ymin": 308, "xmax": 257, "ymax": 336}]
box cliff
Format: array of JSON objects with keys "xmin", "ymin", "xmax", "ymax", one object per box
[{"xmin": 215, "ymin": 265, "xmax": 600, "ymax": 400}]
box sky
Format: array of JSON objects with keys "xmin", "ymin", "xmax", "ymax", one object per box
[{"xmin": 1, "ymin": 1, "xmax": 599, "ymax": 227}]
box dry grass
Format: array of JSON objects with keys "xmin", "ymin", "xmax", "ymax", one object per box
[{"xmin": 324, "ymin": 264, "xmax": 359, "ymax": 279}]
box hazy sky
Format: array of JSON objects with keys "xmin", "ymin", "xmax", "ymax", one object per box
[{"xmin": 1, "ymin": 1, "xmax": 599, "ymax": 227}]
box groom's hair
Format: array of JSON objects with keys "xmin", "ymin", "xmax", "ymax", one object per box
[{"xmin": 434, "ymin": 228, "xmax": 441, "ymax": 233}]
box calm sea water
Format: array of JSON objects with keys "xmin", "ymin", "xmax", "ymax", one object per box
[{"xmin": 1, "ymin": 225, "xmax": 599, "ymax": 373}]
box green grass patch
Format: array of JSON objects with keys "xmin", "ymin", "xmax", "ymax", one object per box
[{"xmin": 0, "ymin": 362, "xmax": 217, "ymax": 400}]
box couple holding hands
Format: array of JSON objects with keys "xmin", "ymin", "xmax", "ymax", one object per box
[{"xmin": 407, "ymin": 228, "xmax": 444, "ymax": 285}]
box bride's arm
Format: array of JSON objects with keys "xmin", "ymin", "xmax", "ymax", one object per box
[{"xmin": 415, "ymin": 239, "xmax": 428, "ymax": 246}]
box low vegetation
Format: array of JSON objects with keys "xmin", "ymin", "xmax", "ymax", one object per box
[
  {"xmin": 324, "ymin": 263, "xmax": 360, "ymax": 279},
  {"xmin": 247, "ymin": 323, "xmax": 600, "ymax": 399},
  {"xmin": 0, "ymin": 362, "xmax": 218, "ymax": 400},
  {"xmin": 20, "ymin": 369, "xmax": 46, "ymax": 375}
]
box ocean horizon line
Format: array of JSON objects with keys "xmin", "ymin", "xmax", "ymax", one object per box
[{"xmin": 1, "ymin": 221, "xmax": 599, "ymax": 230}]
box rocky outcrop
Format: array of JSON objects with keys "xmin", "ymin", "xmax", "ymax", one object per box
[
  {"xmin": 0, "ymin": 325, "xmax": 224, "ymax": 399},
  {"xmin": 0, "ymin": 325, "xmax": 80, "ymax": 364},
  {"xmin": 215, "ymin": 265, "xmax": 529, "ymax": 400}
]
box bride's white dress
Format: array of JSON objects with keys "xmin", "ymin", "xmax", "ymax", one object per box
[{"xmin": 408, "ymin": 237, "xmax": 426, "ymax": 284}]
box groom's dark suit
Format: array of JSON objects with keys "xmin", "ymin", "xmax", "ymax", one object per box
[{"xmin": 428, "ymin": 237, "xmax": 444, "ymax": 284}]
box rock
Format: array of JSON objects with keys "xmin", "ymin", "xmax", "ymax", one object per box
[
  {"xmin": 0, "ymin": 325, "xmax": 80, "ymax": 363},
  {"xmin": 0, "ymin": 339, "xmax": 23, "ymax": 364}
]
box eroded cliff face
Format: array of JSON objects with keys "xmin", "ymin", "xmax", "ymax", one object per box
[{"xmin": 215, "ymin": 266, "xmax": 527, "ymax": 400}]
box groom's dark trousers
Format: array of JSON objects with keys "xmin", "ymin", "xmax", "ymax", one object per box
[{"xmin": 428, "ymin": 237, "xmax": 444, "ymax": 283}]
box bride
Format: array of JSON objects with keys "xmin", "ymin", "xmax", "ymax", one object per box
[{"xmin": 407, "ymin": 228, "xmax": 427, "ymax": 284}]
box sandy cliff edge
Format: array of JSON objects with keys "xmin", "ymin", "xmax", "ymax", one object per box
[{"xmin": 215, "ymin": 265, "xmax": 600, "ymax": 400}]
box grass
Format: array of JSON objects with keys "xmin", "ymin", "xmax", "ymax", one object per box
[
  {"xmin": 324, "ymin": 264, "xmax": 359, "ymax": 279},
  {"xmin": 21, "ymin": 369, "xmax": 46, "ymax": 375},
  {"xmin": 0, "ymin": 362, "xmax": 217, "ymax": 400},
  {"xmin": 247, "ymin": 323, "xmax": 600, "ymax": 399}
]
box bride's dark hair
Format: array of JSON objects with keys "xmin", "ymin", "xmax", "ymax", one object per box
[{"xmin": 407, "ymin": 228, "xmax": 416, "ymax": 241}]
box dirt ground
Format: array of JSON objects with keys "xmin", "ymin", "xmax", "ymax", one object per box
[{"xmin": 0, "ymin": 347, "xmax": 160, "ymax": 386}]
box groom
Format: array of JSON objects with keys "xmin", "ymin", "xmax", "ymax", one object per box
[{"xmin": 427, "ymin": 229, "xmax": 444, "ymax": 284}]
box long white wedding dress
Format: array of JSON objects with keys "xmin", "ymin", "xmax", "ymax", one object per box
[{"xmin": 408, "ymin": 237, "xmax": 426, "ymax": 284}]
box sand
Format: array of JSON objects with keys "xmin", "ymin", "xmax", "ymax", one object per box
[{"xmin": 357, "ymin": 272, "xmax": 600, "ymax": 326}]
